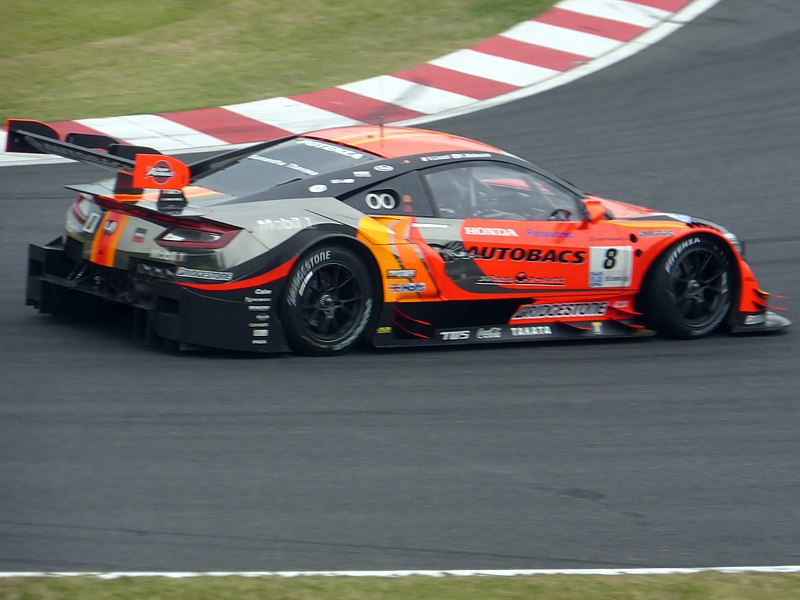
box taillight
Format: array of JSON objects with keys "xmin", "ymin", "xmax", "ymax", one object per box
[
  {"xmin": 93, "ymin": 195, "xmax": 241, "ymax": 249},
  {"xmin": 155, "ymin": 223, "xmax": 239, "ymax": 249},
  {"xmin": 70, "ymin": 194, "xmax": 94, "ymax": 223}
]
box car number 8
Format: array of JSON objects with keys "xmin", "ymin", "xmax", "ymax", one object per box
[{"xmin": 365, "ymin": 192, "xmax": 397, "ymax": 210}]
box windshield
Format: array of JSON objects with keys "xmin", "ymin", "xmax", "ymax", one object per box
[{"xmin": 195, "ymin": 137, "xmax": 380, "ymax": 195}]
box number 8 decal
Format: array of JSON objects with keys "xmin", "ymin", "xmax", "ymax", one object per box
[
  {"xmin": 589, "ymin": 246, "xmax": 632, "ymax": 288},
  {"xmin": 603, "ymin": 248, "xmax": 617, "ymax": 269},
  {"xmin": 365, "ymin": 192, "xmax": 397, "ymax": 210}
]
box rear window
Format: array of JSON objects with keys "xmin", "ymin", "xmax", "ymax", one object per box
[{"xmin": 195, "ymin": 138, "xmax": 380, "ymax": 195}]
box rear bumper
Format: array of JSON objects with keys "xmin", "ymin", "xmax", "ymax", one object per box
[{"xmin": 27, "ymin": 238, "xmax": 289, "ymax": 353}]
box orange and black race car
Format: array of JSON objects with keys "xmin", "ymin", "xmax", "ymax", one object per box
[{"xmin": 7, "ymin": 119, "xmax": 790, "ymax": 355}]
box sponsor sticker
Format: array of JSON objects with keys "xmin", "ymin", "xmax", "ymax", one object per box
[
  {"xmin": 387, "ymin": 269, "xmax": 416, "ymax": 278},
  {"xmin": 374, "ymin": 165, "xmax": 394, "ymax": 172},
  {"xmin": 510, "ymin": 325, "xmax": 552, "ymax": 337},
  {"xmin": 439, "ymin": 330, "xmax": 470, "ymax": 341},
  {"xmin": 256, "ymin": 216, "xmax": 312, "ymax": 231},
  {"xmin": 365, "ymin": 192, "xmax": 397, "ymax": 210},
  {"xmin": 526, "ymin": 229, "xmax": 573, "ymax": 239},
  {"xmin": 176, "ymin": 267, "xmax": 233, "ymax": 281},
  {"xmin": 295, "ymin": 139, "xmax": 365, "ymax": 159},
  {"xmin": 638, "ymin": 230, "xmax": 675, "ymax": 237},
  {"xmin": 476, "ymin": 274, "xmax": 565, "ymax": 287},
  {"xmin": 665, "ymin": 237, "xmax": 701, "ymax": 272},
  {"xmin": 589, "ymin": 246, "xmax": 633, "ymax": 288},
  {"xmin": 467, "ymin": 246, "xmax": 586, "ymax": 264},
  {"xmin": 149, "ymin": 248, "xmax": 186, "ymax": 262},
  {"xmin": 476, "ymin": 327, "xmax": 502, "ymax": 340},
  {"xmin": 308, "ymin": 184, "xmax": 328, "ymax": 193},
  {"xmin": 511, "ymin": 302, "xmax": 608, "ymax": 321},
  {"xmin": 420, "ymin": 152, "xmax": 492, "ymax": 162},
  {"xmin": 464, "ymin": 226, "xmax": 518, "ymax": 237},
  {"xmin": 131, "ymin": 228, "xmax": 147, "ymax": 243},
  {"xmin": 82, "ymin": 212, "xmax": 101, "ymax": 234},
  {"xmin": 389, "ymin": 283, "xmax": 426, "ymax": 293}
]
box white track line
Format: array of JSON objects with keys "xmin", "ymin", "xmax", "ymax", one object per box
[{"xmin": 2, "ymin": 566, "xmax": 800, "ymax": 578}]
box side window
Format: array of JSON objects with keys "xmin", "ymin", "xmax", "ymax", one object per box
[
  {"xmin": 423, "ymin": 162, "xmax": 582, "ymax": 221},
  {"xmin": 342, "ymin": 171, "xmax": 435, "ymax": 217}
]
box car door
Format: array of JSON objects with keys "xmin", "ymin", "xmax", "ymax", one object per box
[{"xmin": 415, "ymin": 160, "xmax": 634, "ymax": 298}]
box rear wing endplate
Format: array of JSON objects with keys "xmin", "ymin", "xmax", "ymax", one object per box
[{"xmin": 5, "ymin": 119, "xmax": 190, "ymax": 211}]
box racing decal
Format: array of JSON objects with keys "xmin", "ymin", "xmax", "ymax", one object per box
[
  {"xmin": 385, "ymin": 218, "xmax": 437, "ymax": 297},
  {"xmin": 294, "ymin": 138, "xmax": 366, "ymax": 159},
  {"xmin": 132, "ymin": 227, "xmax": 147, "ymax": 243},
  {"xmin": 89, "ymin": 212, "xmax": 129, "ymax": 267},
  {"xmin": 387, "ymin": 269, "xmax": 416, "ymax": 278},
  {"xmin": 466, "ymin": 246, "xmax": 586, "ymax": 264},
  {"xmin": 464, "ymin": 226, "xmax": 519, "ymax": 237},
  {"xmin": 177, "ymin": 257, "xmax": 296, "ymax": 291},
  {"xmin": 638, "ymin": 230, "xmax": 675, "ymax": 237},
  {"xmin": 439, "ymin": 330, "xmax": 471, "ymax": 341},
  {"xmin": 132, "ymin": 154, "xmax": 190, "ymax": 190},
  {"xmin": 176, "ymin": 268, "xmax": 234, "ymax": 282},
  {"xmin": 589, "ymin": 246, "xmax": 632, "ymax": 288},
  {"xmin": 665, "ymin": 237, "xmax": 701, "ymax": 272},
  {"xmin": 509, "ymin": 325, "xmax": 552, "ymax": 337},
  {"xmin": 476, "ymin": 274, "xmax": 565, "ymax": 287},
  {"xmin": 82, "ymin": 212, "xmax": 101, "ymax": 234},
  {"xmin": 256, "ymin": 216, "xmax": 313, "ymax": 231},
  {"xmin": 526, "ymin": 228, "xmax": 572, "ymax": 239},
  {"xmin": 420, "ymin": 152, "xmax": 492, "ymax": 162},
  {"xmin": 389, "ymin": 283, "xmax": 426, "ymax": 293},
  {"xmin": 286, "ymin": 249, "xmax": 332, "ymax": 306},
  {"xmin": 365, "ymin": 192, "xmax": 397, "ymax": 210},
  {"xmin": 510, "ymin": 302, "xmax": 608, "ymax": 321},
  {"xmin": 476, "ymin": 326, "xmax": 503, "ymax": 339}
]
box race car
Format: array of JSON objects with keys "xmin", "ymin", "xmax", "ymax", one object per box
[{"xmin": 7, "ymin": 119, "xmax": 790, "ymax": 355}]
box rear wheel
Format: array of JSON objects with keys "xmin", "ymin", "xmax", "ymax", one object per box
[
  {"xmin": 282, "ymin": 245, "xmax": 374, "ymax": 356},
  {"xmin": 641, "ymin": 236, "xmax": 733, "ymax": 338}
]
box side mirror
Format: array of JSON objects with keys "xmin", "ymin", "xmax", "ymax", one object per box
[{"xmin": 583, "ymin": 199, "xmax": 605, "ymax": 224}]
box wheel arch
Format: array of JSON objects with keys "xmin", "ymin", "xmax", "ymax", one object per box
[
  {"xmin": 635, "ymin": 230, "xmax": 742, "ymax": 327},
  {"xmin": 290, "ymin": 233, "xmax": 384, "ymax": 303}
]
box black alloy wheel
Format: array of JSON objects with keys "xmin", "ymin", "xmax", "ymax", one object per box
[
  {"xmin": 282, "ymin": 245, "xmax": 374, "ymax": 355},
  {"xmin": 642, "ymin": 235, "xmax": 733, "ymax": 338}
]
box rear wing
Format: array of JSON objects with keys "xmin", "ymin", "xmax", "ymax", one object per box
[{"xmin": 5, "ymin": 119, "xmax": 190, "ymax": 211}]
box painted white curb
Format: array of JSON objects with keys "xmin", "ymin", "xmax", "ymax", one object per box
[{"xmin": 2, "ymin": 566, "xmax": 800, "ymax": 579}]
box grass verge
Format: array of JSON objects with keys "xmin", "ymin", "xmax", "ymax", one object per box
[
  {"xmin": 0, "ymin": 0, "xmax": 557, "ymax": 123},
  {"xmin": 2, "ymin": 573, "xmax": 800, "ymax": 600}
]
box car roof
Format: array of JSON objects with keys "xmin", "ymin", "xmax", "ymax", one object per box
[{"xmin": 301, "ymin": 126, "xmax": 504, "ymax": 159}]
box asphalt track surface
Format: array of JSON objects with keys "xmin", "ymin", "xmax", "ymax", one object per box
[{"xmin": 1, "ymin": 0, "xmax": 798, "ymax": 571}]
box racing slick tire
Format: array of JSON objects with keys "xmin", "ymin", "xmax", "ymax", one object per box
[
  {"xmin": 641, "ymin": 235, "xmax": 733, "ymax": 339},
  {"xmin": 281, "ymin": 245, "xmax": 375, "ymax": 356}
]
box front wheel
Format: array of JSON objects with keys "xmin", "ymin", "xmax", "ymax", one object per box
[
  {"xmin": 641, "ymin": 236, "xmax": 733, "ymax": 339},
  {"xmin": 281, "ymin": 245, "xmax": 374, "ymax": 356}
]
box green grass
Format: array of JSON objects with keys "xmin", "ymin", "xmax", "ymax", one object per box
[
  {"xmin": 1, "ymin": 573, "xmax": 799, "ymax": 600},
  {"xmin": 0, "ymin": 0, "xmax": 557, "ymax": 123}
]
